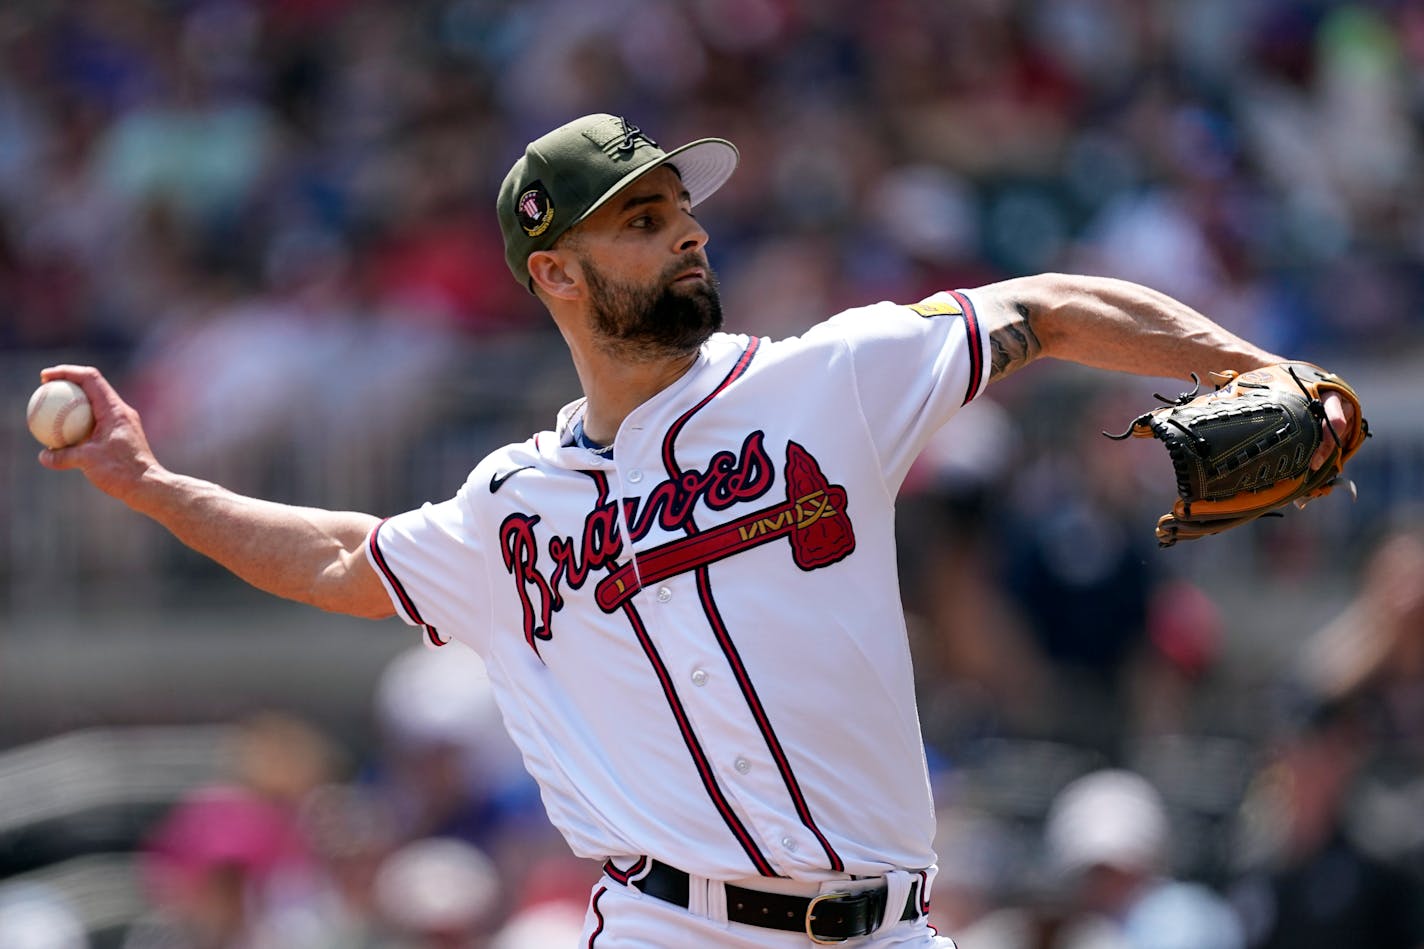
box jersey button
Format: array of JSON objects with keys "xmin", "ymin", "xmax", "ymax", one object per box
[
  {"xmin": 781, "ymin": 836, "xmax": 797, "ymax": 852},
  {"xmin": 628, "ymin": 469, "xmax": 644, "ymax": 483},
  {"xmin": 691, "ymin": 668, "xmax": 708, "ymax": 686},
  {"xmin": 734, "ymin": 757, "xmax": 750, "ymax": 774},
  {"xmin": 656, "ymin": 586, "xmax": 672, "ymax": 603}
]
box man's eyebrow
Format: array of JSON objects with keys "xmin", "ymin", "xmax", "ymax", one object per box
[{"xmin": 617, "ymin": 189, "xmax": 694, "ymax": 213}]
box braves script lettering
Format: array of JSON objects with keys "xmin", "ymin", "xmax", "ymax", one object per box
[{"xmin": 499, "ymin": 431, "xmax": 775, "ymax": 652}]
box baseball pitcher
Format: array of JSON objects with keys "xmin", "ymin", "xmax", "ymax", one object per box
[{"xmin": 37, "ymin": 114, "xmax": 1362, "ymax": 947}]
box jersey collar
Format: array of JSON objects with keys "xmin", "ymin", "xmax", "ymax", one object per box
[{"xmin": 540, "ymin": 337, "xmax": 736, "ymax": 468}]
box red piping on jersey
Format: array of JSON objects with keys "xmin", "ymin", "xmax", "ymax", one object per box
[
  {"xmin": 369, "ymin": 519, "xmax": 447, "ymax": 646},
  {"xmin": 620, "ymin": 595, "xmax": 778, "ymax": 876},
  {"xmin": 587, "ymin": 470, "xmax": 777, "ymax": 877},
  {"xmin": 945, "ymin": 289, "xmax": 983, "ymax": 405},
  {"xmin": 603, "ymin": 856, "xmax": 647, "ymax": 885},
  {"xmin": 659, "ymin": 338, "xmax": 848, "ymax": 874},
  {"xmin": 688, "ymin": 569, "xmax": 845, "ymax": 873},
  {"xmin": 587, "ymin": 886, "xmax": 607, "ymax": 947}
]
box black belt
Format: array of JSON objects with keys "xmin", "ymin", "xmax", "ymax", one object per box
[{"xmin": 605, "ymin": 858, "xmax": 921, "ymax": 944}]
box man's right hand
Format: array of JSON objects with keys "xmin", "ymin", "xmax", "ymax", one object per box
[{"xmin": 36, "ymin": 365, "xmax": 164, "ymax": 506}]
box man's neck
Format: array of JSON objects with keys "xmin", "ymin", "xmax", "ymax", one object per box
[{"xmin": 577, "ymin": 348, "xmax": 701, "ymax": 445}]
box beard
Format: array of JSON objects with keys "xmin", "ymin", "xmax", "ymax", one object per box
[{"xmin": 582, "ymin": 254, "xmax": 724, "ymax": 362}]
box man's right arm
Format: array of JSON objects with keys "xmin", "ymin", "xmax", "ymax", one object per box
[{"xmin": 35, "ymin": 365, "xmax": 395, "ymax": 620}]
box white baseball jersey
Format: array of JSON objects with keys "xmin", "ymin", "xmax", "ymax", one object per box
[{"xmin": 366, "ymin": 289, "xmax": 989, "ymax": 890}]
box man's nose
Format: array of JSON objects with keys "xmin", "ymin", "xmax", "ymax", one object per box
[{"xmin": 676, "ymin": 213, "xmax": 708, "ymax": 253}]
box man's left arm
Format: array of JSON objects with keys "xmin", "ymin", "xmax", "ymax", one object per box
[
  {"xmin": 969, "ymin": 273, "xmax": 1350, "ymax": 469},
  {"xmin": 969, "ymin": 272, "xmax": 1283, "ymax": 383}
]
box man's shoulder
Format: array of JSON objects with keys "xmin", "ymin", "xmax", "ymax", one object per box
[
  {"xmin": 463, "ymin": 437, "xmax": 551, "ymax": 496},
  {"xmin": 754, "ymin": 298, "xmax": 950, "ymax": 344},
  {"xmin": 826, "ymin": 295, "xmax": 966, "ymax": 326},
  {"xmin": 730, "ymin": 300, "xmax": 910, "ymax": 354},
  {"xmin": 704, "ymin": 330, "xmax": 754, "ymax": 358}
]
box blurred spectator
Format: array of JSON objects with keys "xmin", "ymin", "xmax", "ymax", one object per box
[
  {"xmin": 960, "ymin": 769, "xmax": 1243, "ymax": 949},
  {"xmin": 925, "ymin": 806, "xmax": 1021, "ymax": 939},
  {"xmin": 1129, "ymin": 578, "xmax": 1226, "ymax": 740},
  {"xmin": 372, "ymin": 837, "xmax": 499, "ymax": 948},
  {"xmin": 369, "ymin": 644, "xmax": 569, "ymax": 915},
  {"xmin": 94, "ymin": 67, "xmax": 274, "ymax": 235},
  {"xmin": 488, "ymin": 901, "xmax": 585, "ymax": 949},
  {"xmin": 124, "ymin": 712, "xmax": 340, "ymax": 949},
  {"xmin": 1044, "ymin": 770, "xmax": 1242, "ymax": 949},
  {"xmin": 292, "ymin": 782, "xmax": 404, "ymax": 948},
  {"xmin": 371, "ymin": 644, "xmax": 533, "ymax": 845},
  {"xmin": 486, "ymin": 854, "xmax": 596, "ymax": 949},
  {"xmin": 1000, "ymin": 388, "xmax": 1167, "ymax": 755},
  {"xmin": 1221, "ymin": 521, "xmax": 1424, "ymax": 949},
  {"xmin": 123, "ymin": 251, "xmax": 467, "ymax": 508},
  {"xmin": 899, "ymin": 396, "xmax": 1054, "ymax": 748},
  {"xmin": 1298, "ymin": 522, "xmax": 1424, "ymax": 755},
  {"xmin": 1228, "ymin": 702, "xmax": 1424, "ymax": 949},
  {"xmin": 127, "ymin": 785, "xmax": 310, "ymax": 948},
  {"xmin": 0, "ymin": 882, "xmax": 86, "ymax": 949}
]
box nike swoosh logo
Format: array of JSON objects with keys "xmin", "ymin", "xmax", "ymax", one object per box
[{"xmin": 490, "ymin": 465, "xmax": 534, "ymax": 494}]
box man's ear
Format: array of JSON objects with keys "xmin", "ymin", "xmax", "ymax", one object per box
[{"xmin": 528, "ymin": 250, "xmax": 580, "ymax": 301}]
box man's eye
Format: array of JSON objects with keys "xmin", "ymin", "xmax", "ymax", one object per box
[{"xmin": 630, "ymin": 215, "xmax": 654, "ymax": 228}]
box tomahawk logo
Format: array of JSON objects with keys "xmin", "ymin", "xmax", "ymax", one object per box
[
  {"xmin": 498, "ymin": 437, "xmax": 855, "ymax": 651},
  {"xmin": 595, "ymin": 441, "xmax": 854, "ymax": 611}
]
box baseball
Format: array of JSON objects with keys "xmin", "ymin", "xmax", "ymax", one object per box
[{"xmin": 26, "ymin": 380, "xmax": 95, "ymax": 450}]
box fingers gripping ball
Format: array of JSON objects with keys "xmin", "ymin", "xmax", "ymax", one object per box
[
  {"xmin": 27, "ymin": 380, "xmax": 94, "ymax": 450},
  {"xmin": 1105, "ymin": 362, "xmax": 1369, "ymax": 547}
]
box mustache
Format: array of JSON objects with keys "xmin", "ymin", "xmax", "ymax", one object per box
[{"xmin": 663, "ymin": 252, "xmax": 711, "ymax": 281}]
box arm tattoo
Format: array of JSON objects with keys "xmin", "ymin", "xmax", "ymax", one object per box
[{"xmin": 988, "ymin": 301, "xmax": 1042, "ymax": 382}]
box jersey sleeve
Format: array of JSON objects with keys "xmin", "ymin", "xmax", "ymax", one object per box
[
  {"xmin": 810, "ymin": 288, "xmax": 991, "ymax": 486},
  {"xmin": 365, "ymin": 475, "xmax": 493, "ymax": 654}
]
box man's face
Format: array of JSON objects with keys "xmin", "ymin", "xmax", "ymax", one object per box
[{"xmin": 565, "ymin": 167, "xmax": 723, "ymax": 361}]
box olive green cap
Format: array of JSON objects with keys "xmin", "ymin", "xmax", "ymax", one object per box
[{"xmin": 497, "ymin": 113, "xmax": 739, "ymax": 290}]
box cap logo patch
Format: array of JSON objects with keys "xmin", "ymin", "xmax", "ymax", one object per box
[
  {"xmin": 616, "ymin": 116, "xmax": 655, "ymax": 154},
  {"xmin": 591, "ymin": 116, "xmax": 659, "ymax": 158},
  {"xmin": 516, "ymin": 181, "xmax": 554, "ymax": 237}
]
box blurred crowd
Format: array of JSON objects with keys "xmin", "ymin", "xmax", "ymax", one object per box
[
  {"xmin": 3, "ymin": 0, "xmax": 1424, "ymax": 947},
  {"xmin": 916, "ymin": 517, "xmax": 1424, "ymax": 949},
  {"xmin": 5, "ymin": 0, "xmax": 1424, "ymax": 409},
  {"xmin": 0, "ymin": 648, "xmax": 598, "ymax": 948}
]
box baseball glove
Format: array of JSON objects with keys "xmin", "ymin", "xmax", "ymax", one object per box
[{"xmin": 1105, "ymin": 362, "xmax": 1369, "ymax": 547}]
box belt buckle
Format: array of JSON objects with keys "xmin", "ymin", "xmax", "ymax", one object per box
[{"xmin": 805, "ymin": 891, "xmax": 852, "ymax": 945}]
